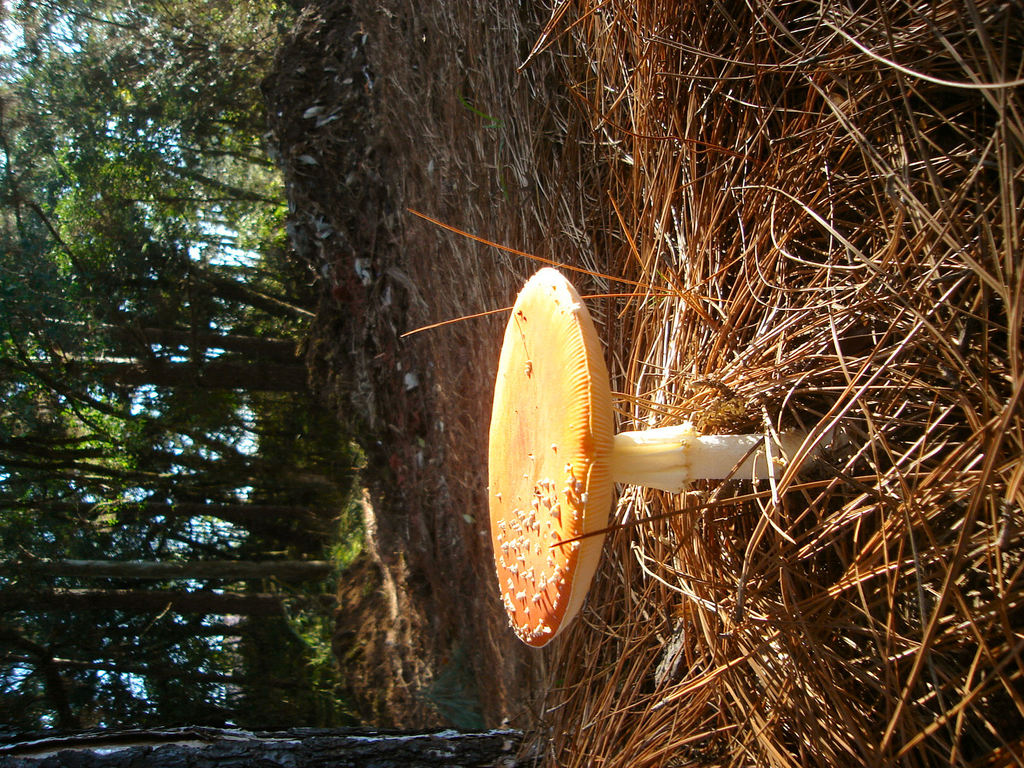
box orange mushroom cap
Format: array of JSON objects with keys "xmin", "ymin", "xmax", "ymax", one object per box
[{"xmin": 488, "ymin": 267, "xmax": 615, "ymax": 647}]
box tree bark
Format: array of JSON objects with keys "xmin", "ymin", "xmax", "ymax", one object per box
[
  {"xmin": 84, "ymin": 357, "xmax": 308, "ymax": 391},
  {"xmin": 39, "ymin": 500, "xmax": 323, "ymax": 544},
  {"xmin": 190, "ymin": 263, "xmax": 314, "ymax": 319},
  {"xmin": 12, "ymin": 559, "xmax": 333, "ymax": 581},
  {"xmin": 136, "ymin": 327, "xmax": 298, "ymax": 361},
  {"xmin": 0, "ymin": 727, "xmax": 529, "ymax": 767},
  {"xmin": 3, "ymin": 656, "xmax": 301, "ymax": 689},
  {"xmin": 0, "ymin": 588, "xmax": 291, "ymax": 617},
  {"xmin": 126, "ymin": 501, "xmax": 318, "ymax": 527},
  {"xmin": 45, "ymin": 321, "xmax": 299, "ymax": 361}
]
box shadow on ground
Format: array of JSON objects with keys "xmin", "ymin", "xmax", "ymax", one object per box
[{"xmin": 263, "ymin": 0, "xmax": 596, "ymax": 729}]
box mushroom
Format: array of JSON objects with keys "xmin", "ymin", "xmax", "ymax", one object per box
[{"xmin": 488, "ymin": 267, "xmax": 815, "ymax": 646}]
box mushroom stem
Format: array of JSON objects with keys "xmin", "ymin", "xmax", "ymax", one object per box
[{"xmin": 610, "ymin": 423, "xmax": 808, "ymax": 493}]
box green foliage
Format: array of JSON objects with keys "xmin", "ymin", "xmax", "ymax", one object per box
[
  {"xmin": 0, "ymin": 0, "xmax": 365, "ymax": 731},
  {"xmin": 330, "ymin": 515, "xmax": 365, "ymax": 572},
  {"xmin": 286, "ymin": 602, "xmax": 361, "ymax": 727}
]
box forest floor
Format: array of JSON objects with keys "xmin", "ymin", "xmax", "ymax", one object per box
[
  {"xmin": 265, "ymin": 1, "xmax": 1024, "ymax": 765},
  {"xmin": 264, "ymin": 0, "xmax": 572, "ymax": 729}
]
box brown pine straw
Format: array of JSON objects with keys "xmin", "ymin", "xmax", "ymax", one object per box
[{"xmin": 519, "ymin": 1, "xmax": 1024, "ymax": 766}]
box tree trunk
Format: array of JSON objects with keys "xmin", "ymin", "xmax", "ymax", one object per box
[
  {"xmin": 4, "ymin": 655, "xmax": 237, "ymax": 685},
  {"xmin": 123, "ymin": 500, "xmax": 322, "ymax": 539},
  {"xmin": 84, "ymin": 357, "xmax": 307, "ymax": 391},
  {"xmin": 134, "ymin": 327, "xmax": 298, "ymax": 361},
  {"xmin": 190, "ymin": 263, "xmax": 314, "ymax": 318},
  {"xmin": 133, "ymin": 501, "xmax": 318, "ymax": 527},
  {"xmin": 13, "ymin": 559, "xmax": 333, "ymax": 581},
  {"xmin": 0, "ymin": 588, "xmax": 291, "ymax": 617},
  {"xmin": 41, "ymin": 500, "xmax": 323, "ymax": 544},
  {"xmin": 0, "ymin": 727, "xmax": 529, "ymax": 767},
  {"xmin": 3, "ymin": 656, "xmax": 301, "ymax": 689},
  {"xmin": 45, "ymin": 321, "xmax": 299, "ymax": 361}
]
